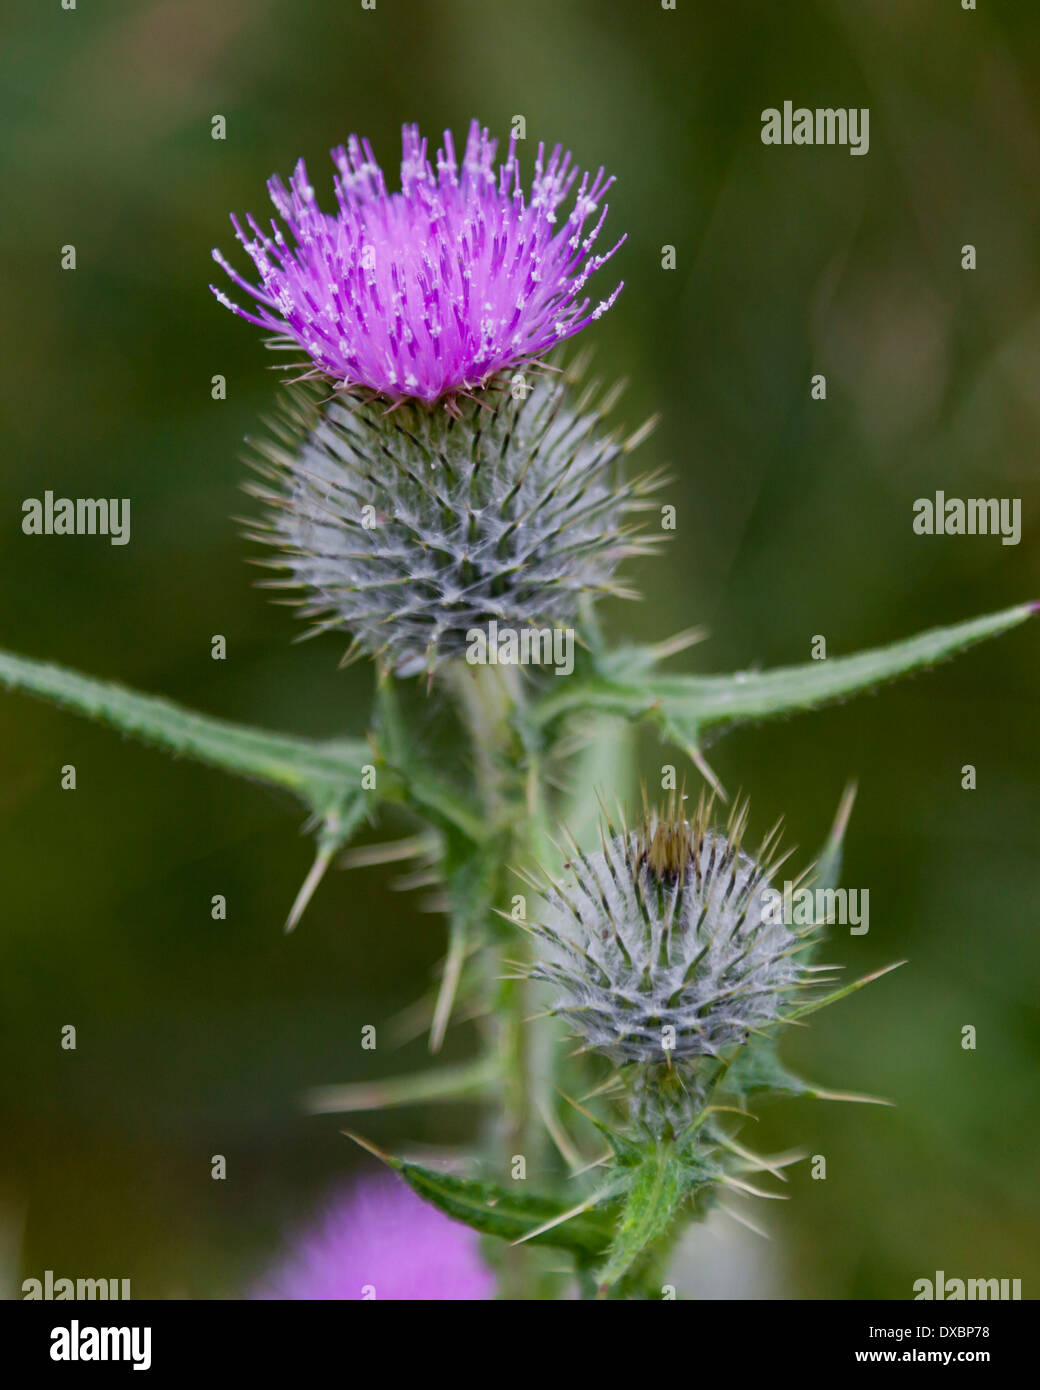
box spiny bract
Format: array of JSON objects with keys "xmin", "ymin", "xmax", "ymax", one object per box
[
  {"xmin": 528, "ymin": 797, "xmax": 812, "ymax": 1067},
  {"xmin": 245, "ymin": 364, "xmax": 660, "ymax": 676}
]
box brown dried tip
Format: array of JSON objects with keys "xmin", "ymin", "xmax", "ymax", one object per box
[
  {"xmin": 644, "ymin": 816, "xmax": 690, "ymax": 880},
  {"xmin": 631, "ymin": 786, "xmax": 717, "ymax": 883}
]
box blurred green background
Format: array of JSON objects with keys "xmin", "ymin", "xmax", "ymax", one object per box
[{"xmin": 1, "ymin": 0, "xmax": 1038, "ymax": 1299}]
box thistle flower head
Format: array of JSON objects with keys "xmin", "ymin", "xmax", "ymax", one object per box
[
  {"xmin": 212, "ymin": 120, "xmax": 624, "ymax": 403},
  {"xmin": 529, "ymin": 795, "xmax": 809, "ymax": 1070},
  {"xmin": 250, "ymin": 1177, "xmax": 494, "ymax": 1301},
  {"xmin": 245, "ymin": 362, "xmax": 659, "ymax": 676}
]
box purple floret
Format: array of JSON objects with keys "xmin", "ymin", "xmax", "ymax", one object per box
[
  {"xmin": 250, "ymin": 1176, "xmax": 495, "ymax": 1301},
  {"xmin": 212, "ymin": 120, "xmax": 624, "ymax": 402}
]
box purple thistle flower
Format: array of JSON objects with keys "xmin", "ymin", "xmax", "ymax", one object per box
[
  {"xmin": 250, "ymin": 1177, "xmax": 495, "ymax": 1301},
  {"xmin": 211, "ymin": 120, "xmax": 624, "ymax": 403}
]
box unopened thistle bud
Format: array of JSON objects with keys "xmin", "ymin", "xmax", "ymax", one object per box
[
  {"xmin": 244, "ymin": 367, "xmax": 660, "ymax": 676},
  {"xmin": 527, "ymin": 796, "xmax": 816, "ymax": 1133}
]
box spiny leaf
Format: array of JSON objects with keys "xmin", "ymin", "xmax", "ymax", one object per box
[
  {"xmin": 0, "ymin": 649, "xmax": 489, "ymax": 856},
  {"xmin": 0, "ymin": 648, "xmax": 370, "ymax": 822},
  {"xmin": 557, "ymin": 1086, "xmax": 645, "ymax": 1164},
  {"xmin": 343, "ymin": 1134, "xmax": 616, "ymax": 1256},
  {"xmin": 0, "ymin": 648, "xmax": 381, "ymax": 928},
  {"xmin": 532, "ymin": 602, "xmax": 1036, "ymax": 753},
  {"xmin": 285, "ymin": 800, "xmax": 370, "ymax": 932},
  {"xmin": 719, "ymin": 1035, "xmax": 813, "ymax": 1102},
  {"xmin": 596, "ymin": 1143, "xmax": 688, "ymax": 1291},
  {"xmin": 778, "ymin": 780, "xmax": 857, "ymax": 951}
]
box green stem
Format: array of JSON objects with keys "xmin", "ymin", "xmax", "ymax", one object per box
[{"xmin": 449, "ymin": 662, "xmax": 548, "ymax": 1297}]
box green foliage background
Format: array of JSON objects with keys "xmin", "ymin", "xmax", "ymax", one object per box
[{"xmin": 1, "ymin": 0, "xmax": 1037, "ymax": 1298}]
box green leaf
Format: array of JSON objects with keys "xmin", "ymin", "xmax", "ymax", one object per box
[
  {"xmin": 720, "ymin": 1035, "xmax": 812, "ymax": 1102},
  {"xmin": 596, "ymin": 1143, "xmax": 687, "ymax": 1291},
  {"xmin": 345, "ymin": 1136, "xmax": 615, "ymax": 1256},
  {"xmin": 0, "ymin": 648, "xmax": 369, "ymax": 824},
  {"xmin": 786, "ymin": 780, "xmax": 858, "ymax": 947},
  {"xmin": 533, "ymin": 602, "xmax": 1036, "ymax": 757},
  {"xmin": 0, "ymin": 649, "xmax": 383, "ymax": 929},
  {"xmin": 719, "ymin": 1013, "xmax": 898, "ymax": 1110},
  {"xmin": 0, "ymin": 649, "xmax": 491, "ymax": 885}
]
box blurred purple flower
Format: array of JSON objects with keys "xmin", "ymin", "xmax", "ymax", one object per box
[
  {"xmin": 212, "ymin": 120, "xmax": 623, "ymax": 402},
  {"xmin": 250, "ymin": 1176, "xmax": 495, "ymax": 1301}
]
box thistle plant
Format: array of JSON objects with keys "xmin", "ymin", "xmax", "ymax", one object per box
[{"xmin": 2, "ymin": 119, "xmax": 1036, "ymax": 1299}]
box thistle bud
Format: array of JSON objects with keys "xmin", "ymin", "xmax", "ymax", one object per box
[
  {"xmin": 245, "ymin": 367, "xmax": 658, "ymax": 676},
  {"xmin": 527, "ymin": 796, "xmax": 813, "ymax": 1134}
]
